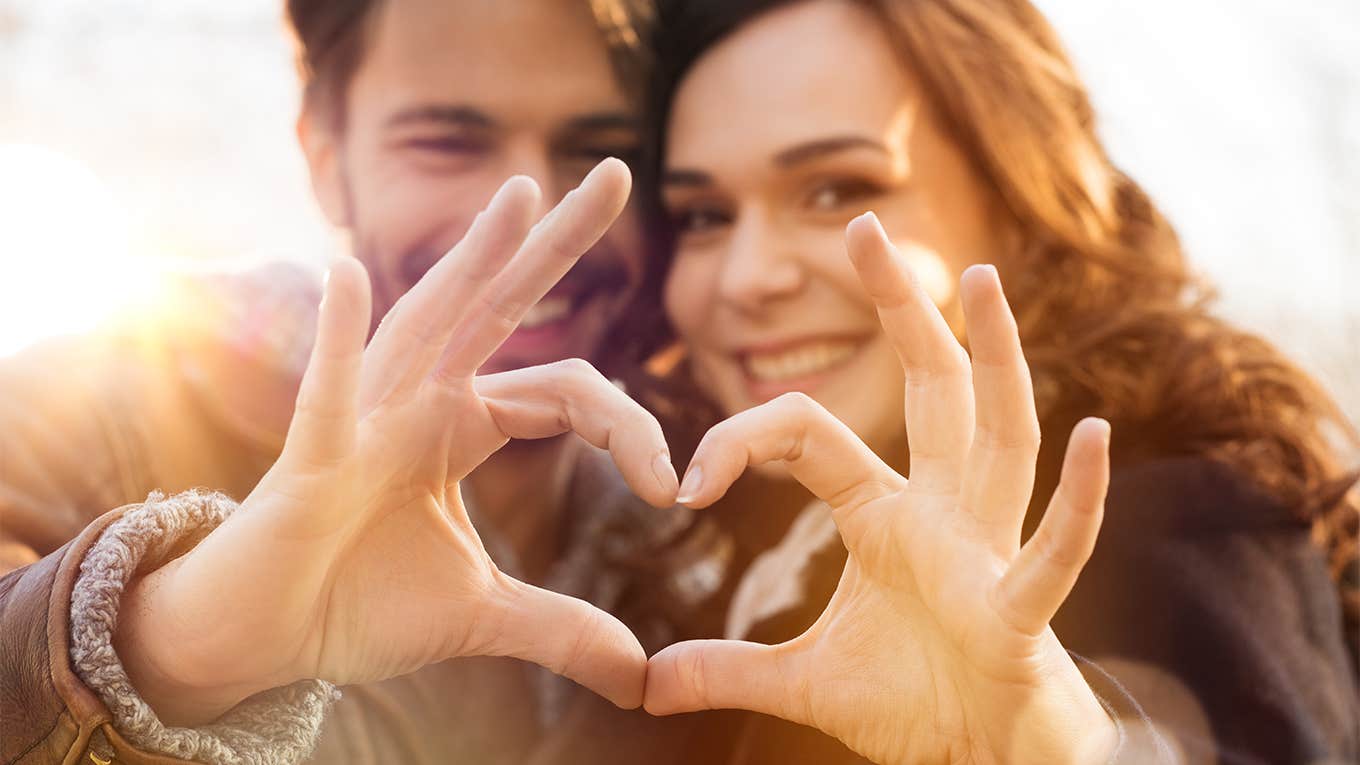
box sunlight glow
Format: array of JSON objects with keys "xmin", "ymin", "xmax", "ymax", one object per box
[{"xmin": 0, "ymin": 143, "xmax": 156, "ymax": 357}]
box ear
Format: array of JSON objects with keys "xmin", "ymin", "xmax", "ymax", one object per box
[{"xmin": 297, "ymin": 109, "xmax": 351, "ymax": 227}]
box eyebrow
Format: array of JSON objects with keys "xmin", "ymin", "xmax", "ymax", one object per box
[
  {"xmin": 560, "ymin": 112, "xmax": 639, "ymax": 134},
  {"xmin": 383, "ymin": 106, "xmax": 637, "ymax": 135},
  {"xmin": 661, "ymin": 168, "xmax": 713, "ymax": 188},
  {"xmin": 385, "ymin": 104, "xmax": 497, "ymax": 131},
  {"xmin": 773, "ymin": 135, "xmax": 890, "ymax": 167},
  {"xmin": 663, "ymin": 135, "xmax": 891, "ymax": 189}
]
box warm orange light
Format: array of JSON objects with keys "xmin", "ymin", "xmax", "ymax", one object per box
[{"xmin": 0, "ymin": 143, "xmax": 157, "ymax": 357}]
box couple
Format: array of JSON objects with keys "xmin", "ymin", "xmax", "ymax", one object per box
[{"xmin": 2, "ymin": 1, "xmax": 1357, "ymax": 763}]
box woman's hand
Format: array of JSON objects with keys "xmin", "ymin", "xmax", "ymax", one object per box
[
  {"xmin": 115, "ymin": 159, "xmax": 680, "ymax": 726},
  {"xmin": 645, "ymin": 212, "xmax": 1118, "ymax": 765}
]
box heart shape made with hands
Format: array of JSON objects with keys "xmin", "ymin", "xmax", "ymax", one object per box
[{"xmin": 118, "ymin": 164, "xmax": 1114, "ymax": 764}]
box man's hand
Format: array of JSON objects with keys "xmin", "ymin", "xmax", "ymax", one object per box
[
  {"xmin": 645, "ymin": 212, "xmax": 1117, "ymax": 765},
  {"xmin": 115, "ymin": 159, "xmax": 679, "ymax": 726}
]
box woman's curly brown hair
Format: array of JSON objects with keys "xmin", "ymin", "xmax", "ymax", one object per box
[{"xmin": 641, "ymin": 0, "xmax": 1359, "ymax": 649}]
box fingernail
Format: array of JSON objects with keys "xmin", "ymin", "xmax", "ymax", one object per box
[
  {"xmin": 852, "ymin": 210, "xmax": 878, "ymax": 228},
  {"xmin": 675, "ymin": 465, "xmax": 704, "ymax": 505},
  {"xmin": 652, "ymin": 452, "xmax": 679, "ymax": 497},
  {"xmin": 964, "ymin": 263, "xmax": 997, "ymax": 282},
  {"xmin": 1095, "ymin": 417, "xmax": 1112, "ymax": 445}
]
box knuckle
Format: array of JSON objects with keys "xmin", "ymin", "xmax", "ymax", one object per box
[
  {"xmin": 555, "ymin": 357, "xmax": 598, "ymax": 378},
  {"xmin": 476, "ymin": 289, "xmax": 522, "ymax": 326},
  {"xmin": 560, "ymin": 606, "xmax": 602, "ymax": 675},
  {"xmin": 1034, "ymin": 525, "xmax": 1084, "ymax": 569},
  {"xmin": 543, "ymin": 233, "xmax": 580, "ymax": 263},
  {"xmin": 676, "ymin": 648, "xmax": 710, "ymax": 708},
  {"xmin": 293, "ymin": 389, "xmax": 343, "ymax": 423},
  {"xmin": 774, "ymin": 391, "xmax": 821, "ymax": 420},
  {"xmin": 974, "ymin": 423, "xmax": 1042, "ymax": 452}
]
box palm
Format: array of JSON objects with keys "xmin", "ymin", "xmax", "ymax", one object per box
[
  {"xmin": 307, "ymin": 493, "xmax": 495, "ymax": 685},
  {"xmin": 297, "ymin": 389, "xmax": 527, "ymax": 683},
  {"xmin": 646, "ymin": 213, "xmax": 1116, "ymax": 765},
  {"xmin": 792, "ymin": 497, "xmax": 1069, "ymax": 764}
]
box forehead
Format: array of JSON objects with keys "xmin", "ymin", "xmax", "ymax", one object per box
[
  {"xmin": 667, "ymin": 0, "xmax": 921, "ymax": 169},
  {"xmin": 352, "ymin": 0, "xmax": 630, "ymax": 126}
]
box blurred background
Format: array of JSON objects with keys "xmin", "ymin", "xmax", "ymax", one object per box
[{"xmin": 0, "ymin": 0, "xmax": 1356, "ymax": 416}]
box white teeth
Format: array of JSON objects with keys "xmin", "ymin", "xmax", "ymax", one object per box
[
  {"xmin": 745, "ymin": 341, "xmax": 859, "ymax": 382},
  {"xmin": 519, "ymin": 296, "xmax": 572, "ymax": 329}
]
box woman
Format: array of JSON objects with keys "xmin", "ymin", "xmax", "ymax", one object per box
[{"xmin": 614, "ymin": 0, "xmax": 1360, "ymax": 762}]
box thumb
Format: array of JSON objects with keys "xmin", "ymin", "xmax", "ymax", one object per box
[
  {"xmin": 479, "ymin": 578, "xmax": 647, "ymax": 709},
  {"xmin": 644, "ymin": 639, "xmax": 806, "ymax": 722}
]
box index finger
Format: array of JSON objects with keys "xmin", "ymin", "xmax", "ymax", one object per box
[
  {"xmin": 435, "ymin": 158, "xmax": 633, "ymax": 380},
  {"xmin": 677, "ymin": 393, "xmax": 905, "ymax": 554},
  {"xmin": 845, "ymin": 212, "xmax": 975, "ymax": 496}
]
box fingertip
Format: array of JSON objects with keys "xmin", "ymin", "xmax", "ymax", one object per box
[
  {"xmin": 500, "ymin": 173, "xmax": 543, "ymax": 207},
  {"xmin": 326, "ymin": 253, "xmax": 365, "ymax": 289},
  {"xmin": 647, "ymin": 451, "xmax": 681, "ymax": 508},
  {"xmin": 605, "ymin": 637, "xmax": 648, "ymax": 709},
  {"xmin": 322, "ymin": 256, "xmax": 372, "ymax": 325},
  {"xmin": 1072, "ymin": 416, "xmax": 1113, "ymax": 451},
  {"xmin": 675, "ymin": 464, "xmax": 710, "ymax": 508},
  {"xmin": 1059, "ymin": 417, "xmax": 1112, "ymax": 513},
  {"xmin": 847, "ymin": 209, "xmax": 879, "ymax": 233},
  {"xmin": 959, "ymin": 262, "xmax": 998, "ymax": 297},
  {"xmin": 585, "ymin": 156, "xmax": 633, "ymax": 202},
  {"xmin": 598, "ymin": 155, "xmax": 632, "ymax": 183},
  {"xmin": 844, "ymin": 210, "xmax": 884, "ymax": 262},
  {"xmin": 641, "ymin": 644, "xmax": 685, "ymax": 716}
]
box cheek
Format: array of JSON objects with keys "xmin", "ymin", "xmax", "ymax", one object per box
[
  {"xmin": 346, "ymin": 158, "xmax": 496, "ymax": 281},
  {"xmin": 663, "ymin": 254, "xmax": 717, "ymax": 344},
  {"xmin": 603, "ymin": 206, "xmax": 646, "ymax": 290}
]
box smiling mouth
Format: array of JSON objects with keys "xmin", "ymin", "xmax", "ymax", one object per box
[
  {"xmin": 515, "ymin": 259, "xmax": 630, "ymax": 333},
  {"xmin": 519, "ymin": 294, "xmax": 575, "ymax": 330},
  {"xmin": 741, "ymin": 337, "xmax": 866, "ymax": 383}
]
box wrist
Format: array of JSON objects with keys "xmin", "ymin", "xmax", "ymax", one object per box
[
  {"xmin": 1068, "ymin": 690, "xmax": 1120, "ymax": 765},
  {"xmin": 983, "ymin": 659, "xmax": 1120, "ymax": 765},
  {"xmin": 114, "ymin": 561, "xmax": 261, "ymax": 726}
]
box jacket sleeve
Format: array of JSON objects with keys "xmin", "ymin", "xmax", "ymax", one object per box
[{"xmin": 1054, "ymin": 456, "xmax": 1360, "ymax": 765}]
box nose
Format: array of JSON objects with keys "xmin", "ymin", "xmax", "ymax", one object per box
[{"xmin": 717, "ymin": 208, "xmax": 806, "ymax": 314}]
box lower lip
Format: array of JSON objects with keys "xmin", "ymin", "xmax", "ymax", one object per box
[{"xmin": 739, "ymin": 342, "xmax": 868, "ymax": 403}]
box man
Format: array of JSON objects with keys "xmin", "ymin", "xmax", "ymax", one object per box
[{"xmin": 0, "ymin": 2, "xmax": 706, "ymax": 763}]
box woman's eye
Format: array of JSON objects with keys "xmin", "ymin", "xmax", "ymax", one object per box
[
  {"xmin": 671, "ymin": 206, "xmax": 733, "ymax": 235},
  {"xmin": 806, "ymin": 179, "xmax": 883, "ymax": 212}
]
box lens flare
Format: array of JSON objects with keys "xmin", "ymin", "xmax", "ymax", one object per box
[{"xmin": 0, "ymin": 143, "xmax": 155, "ymax": 356}]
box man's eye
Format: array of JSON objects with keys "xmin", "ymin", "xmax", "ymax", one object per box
[
  {"xmin": 806, "ymin": 179, "xmax": 884, "ymax": 212},
  {"xmin": 670, "ymin": 205, "xmax": 733, "ymax": 235},
  {"xmin": 403, "ymin": 136, "xmax": 489, "ymax": 156}
]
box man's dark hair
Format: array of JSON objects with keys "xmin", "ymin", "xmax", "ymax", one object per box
[{"xmin": 285, "ymin": 0, "xmax": 655, "ymax": 131}]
